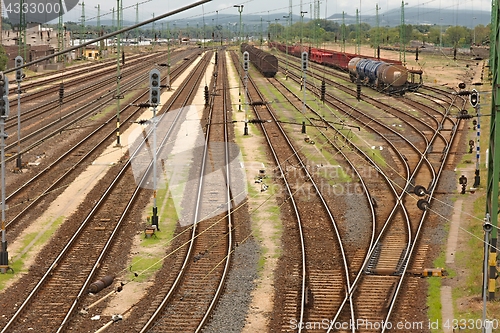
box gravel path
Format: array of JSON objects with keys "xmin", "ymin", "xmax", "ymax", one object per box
[{"xmin": 201, "ymin": 239, "xmax": 260, "ymax": 333}]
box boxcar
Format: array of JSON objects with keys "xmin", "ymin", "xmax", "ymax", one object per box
[{"xmin": 241, "ymin": 43, "xmax": 278, "ymax": 77}]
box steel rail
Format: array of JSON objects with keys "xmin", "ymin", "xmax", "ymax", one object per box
[
  {"xmin": 4, "ymin": 49, "xmax": 198, "ymax": 229},
  {"xmin": 137, "ymin": 51, "xmax": 215, "ymax": 333},
  {"xmin": 195, "ymin": 48, "xmax": 234, "ymax": 332}
]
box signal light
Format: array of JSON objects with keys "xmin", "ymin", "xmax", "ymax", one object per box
[
  {"xmin": 149, "ymin": 69, "xmax": 161, "ymax": 106},
  {"xmin": 204, "ymin": 85, "xmax": 209, "ymax": 105},
  {"xmin": 59, "ymin": 83, "xmax": 64, "ymax": 104},
  {"xmin": 356, "ymin": 82, "xmax": 361, "ymax": 101},
  {"xmin": 243, "ymin": 51, "xmax": 249, "ymax": 71},
  {"xmin": 15, "ymin": 56, "xmax": 23, "ymax": 83},
  {"xmin": 320, "ymin": 80, "xmax": 326, "ymax": 101},
  {"xmin": 301, "ymin": 52, "xmax": 308, "ymax": 71},
  {"xmin": 0, "ymin": 73, "xmax": 9, "ymax": 118},
  {"xmin": 470, "ymin": 89, "xmax": 479, "ymax": 107}
]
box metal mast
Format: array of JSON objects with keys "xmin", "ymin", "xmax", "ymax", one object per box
[
  {"xmin": 341, "ymin": 12, "xmax": 345, "ymax": 53},
  {"xmin": 95, "ymin": 4, "xmax": 101, "ymax": 57},
  {"xmin": 115, "ymin": 0, "xmax": 122, "ymax": 146},
  {"xmin": 136, "ymin": 3, "xmax": 139, "ymax": 47},
  {"xmin": 400, "ymin": 1, "xmax": 406, "ymax": 64},
  {"xmin": 19, "ymin": 0, "xmax": 26, "ymax": 60},
  {"xmin": 58, "ymin": 0, "xmax": 64, "ymax": 62},
  {"xmin": 314, "ymin": 0, "xmax": 320, "ymax": 48},
  {"xmin": 356, "ymin": 9, "xmax": 360, "ymax": 54},
  {"xmin": 80, "ymin": 2, "xmax": 86, "ymax": 58},
  {"xmin": 375, "ymin": 3, "xmax": 380, "ymax": 58},
  {"xmin": 485, "ymin": 0, "xmax": 499, "ymax": 301}
]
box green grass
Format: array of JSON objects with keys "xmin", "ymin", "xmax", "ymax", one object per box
[
  {"xmin": 427, "ymin": 275, "xmax": 443, "ymax": 333},
  {"xmin": 0, "ymin": 216, "xmax": 65, "ymax": 290},
  {"xmin": 128, "ymin": 178, "xmax": 180, "ymax": 282},
  {"xmin": 129, "ymin": 254, "xmax": 164, "ymax": 282}
]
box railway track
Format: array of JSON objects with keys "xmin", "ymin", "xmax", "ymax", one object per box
[
  {"xmin": 4, "ymin": 49, "xmax": 202, "ymax": 239},
  {"xmin": 0, "ymin": 49, "xmax": 213, "ymax": 332},
  {"xmin": 241, "ymin": 45, "xmax": 462, "ymax": 331},
  {"xmin": 231, "ymin": 50, "xmax": 352, "ymax": 332},
  {"xmin": 133, "ymin": 49, "xmax": 236, "ymax": 333},
  {"xmin": 2, "ymin": 49, "xmax": 194, "ymax": 161}
]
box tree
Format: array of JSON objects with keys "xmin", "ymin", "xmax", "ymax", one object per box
[{"xmin": 445, "ymin": 25, "xmax": 469, "ymax": 47}]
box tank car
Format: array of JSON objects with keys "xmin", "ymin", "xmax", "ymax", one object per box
[{"xmin": 348, "ymin": 57, "xmax": 409, "ymax": 94}]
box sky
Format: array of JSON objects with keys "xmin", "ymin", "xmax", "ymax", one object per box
[{"xmin": 6, "ymin": 0, "xmax": 493, "ymax": 26}]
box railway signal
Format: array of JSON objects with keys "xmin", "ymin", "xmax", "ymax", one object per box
[
  {"xmin": 301, "ymin": 51, "xmax": 308, "ymax": 71},
  {"xmin": 301, "ymin": 52, "xmax": 308, "ymax": 134},
  {"xmin": 320, "ymin": 80, "xmax": 326, "ymax": 102},
  {"xmin": 149, "ymin": 68, "xmax": 161, "ymax": 106},
  {"xmin": 470, "ymin": 89, "xmax": 479, "ymax": 108},
  {"xmin": 204, "ymin": 85, "xmax": 209, "ymax": 105},
  {"xmin": 15, "ymin": 56, "xmax": 23, "ymax": 83},
  {"xmin": 0, "ymin": 73, "xmax": 9, "ymax": 118},
  {"xmin": 0, "ymin": 71, "xmax": 8, "ymax": 273},
  {"xmin": 243, "ymin": 51, "xmax": 249, "ymax": 71},
  {"xmin": 459, "ymin": 174, "xmax": 468, "ymax": 194},
  {"xmin": 59, "ymin": 83, "xmax": 64, "ymax": 104},
  {"xmin": 15, "ymin": 56, "xmax": 24, "ymax": 170},
  {"xmin": 149, "ymin": 68, "xmax": 161, "ymax": 231}
]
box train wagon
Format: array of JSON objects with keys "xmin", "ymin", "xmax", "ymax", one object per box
[
  {"xmin": 348, "ymin": 57, "xmax": 410, "ymax": 94},
  {"xmin": 241, "ymin": 43, "xmax": 278, "ymax": 77},
  {"xmin": 270, "ymin": 42, "xmax": 422, "ymax": 94}
]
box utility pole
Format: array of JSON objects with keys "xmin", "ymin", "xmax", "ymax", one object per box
[
  {"xmin": 136, "ymin": 3, "xmax": 139, "ymax": 47},
  {"xmin": 95, "ymin": 4, "xmax": 101, "ymax": 57},
  {"xmin": 314, "ymin": 0, "xmax": 320, "ymax": 48},
  {"xmin": 400, "ymin": 1, "xmax": 406, "ymax": 64},
  {"xmin": 0, "ymin": 73, "xmax": 10, "ymax": 274},
  {"xmin": 485, "ymin": 0, "xmax": 500, "ymax": 302},
  {"xmin": 283, "ymin": 15, "xmax": 289, "ymax": 79},
  {"xmin": 301, "ymin": 51, "xmax": 308, "ymax": 134},
  {"xmin": 149, "ymin": 69, "xmax": 161, "ymax": 230},
  {"xmin": 80, "ymin": 2, "xmax": 86, "ymax": 59},
  {"xmin": 375, "ymin": 3, "xmax": 380, "ymax": 58},
  {"xmin": 152, "ymin": 13, "xmax": 155, "ymax": 49},
  {"xmin": 234, "ymin": 5, "xmax": 243, "ymax": 44},
  {"xmin": 167, "ymin": 21, "xmax": 171, "ymax": 90},
  {"xmin": 356, "ymin": 9, "xmax": 360, "ymax": 54},
  {"xmin": 58, "ymin": 0, "xmax": 65, "ymax": 63},
  {"xmin": 115, "ymin": 0, "xmax": 122, "ymax": 146},
  {"xmin": 15, "ymin": 56, "xmax": 23, "ymax": 170},
  {"xmin": 111, "ymin": 7, "xmax": 115, "ymax": 32},
  {"xmin": 300, "ymin": 1, "xmax": 307, "ymax": 45},
  {"xmin": 341, "ymin": 12, "xmax": 346, "ymax": 53},
  {"xmin": 19, "ymin": 0, "xmax": 26, "ymax": 61},
  {"xmin": 260, "ymin": 17, "xmax": 263, "ymax": 48}
]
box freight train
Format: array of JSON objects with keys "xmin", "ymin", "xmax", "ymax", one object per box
[
  {"xmin": 270, "ymin": 42, "xmax": 422, "ymax": 95},
  {"xmin": 240, "ymin": 43, "xmax": 278, "ymax": 77}
]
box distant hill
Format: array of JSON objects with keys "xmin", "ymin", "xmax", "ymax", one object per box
[
  {"xmin": 84, "ymin": 7, "xmax": 491, "ymax": 30},
  {"xmin": 328, "ymin": 7, "xmax": 491, "ymax": 28}
]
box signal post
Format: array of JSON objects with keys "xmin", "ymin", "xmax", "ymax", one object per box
[
  {"xmin": 0, "ymin": 73, "xmax": 10, "ymax": 273},
  {"xmin": 149, "ymin": 69, "xmax": 161, "ymax": 231}
]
